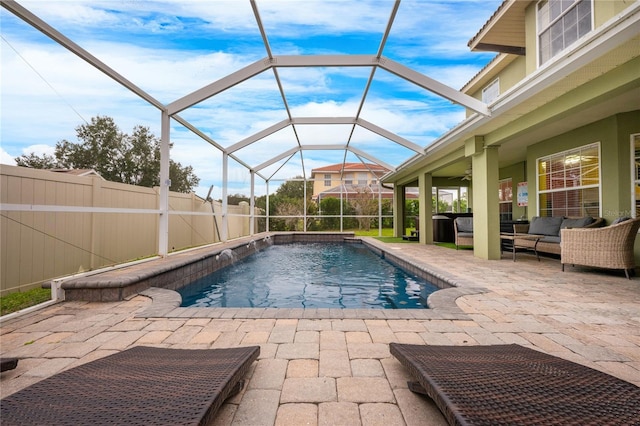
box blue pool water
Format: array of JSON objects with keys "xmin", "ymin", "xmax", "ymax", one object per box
[{"xmin": 179, "ymin": 243, "xmax": 438, "ymax": 309}]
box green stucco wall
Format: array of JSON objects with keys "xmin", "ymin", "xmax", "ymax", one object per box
[
  {"xmin": 595, "ymin": 0, "xmax": 633, "ymax": 27},
  {"xmin": 525, "ymin": 111, "xmax": 640, "ymax": 261}
]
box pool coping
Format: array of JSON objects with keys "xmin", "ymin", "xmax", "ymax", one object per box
[
  {"xmin": 132, "ymin": 234, "xmax": 488, "ymax": 320},
  {"xmin": 135, "ymin": 285, "xmax": 487, "ymax": 320}
]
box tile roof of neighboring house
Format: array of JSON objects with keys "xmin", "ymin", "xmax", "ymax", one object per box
[
  {"xmin": 49, "ymin": 168, "xmax": 105, "ymax": 179},
  {"xmin": 311, "ymin": 163, "xmax": 390, "ymax": 174}
]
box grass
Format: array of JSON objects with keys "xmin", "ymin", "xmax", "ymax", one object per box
[
  {"xmin": 1, "ymin": 288, "xmax": 51, "ymax": 316},
  {"xmin": 352, "ymin": 228, "xmax": 420, "ymax": 243},
  {"xmin": 352, "ymin": 228, "xmax": 394, "ymax": 237},
  {"xmin": 373, "ymin": 236, "xmax": 417, "ymax": 243}
]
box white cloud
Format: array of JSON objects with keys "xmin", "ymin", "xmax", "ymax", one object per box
[
  {"xmin": 2, "ymin": 0, "xmax": 502, "ymax": 196},
  {"xmin": 0, "ymin": 148, "xmax": 16, "ymax": 165}
]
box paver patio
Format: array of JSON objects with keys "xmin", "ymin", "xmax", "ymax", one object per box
[{"xmin": 1, "ymin": 239, "xmax": 639, "ymax": 425}]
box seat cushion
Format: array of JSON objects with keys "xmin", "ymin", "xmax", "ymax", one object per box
[
  {"xmin": 561, "ymin": 217, "xmax": 593, "ymax": 229},
  {"xmin": 528, "ymin": 216, "xmax": 563, "ymax": 236},
  {"xmin": 540, "ymin": 236, "xmax": 561, "ymax": 244}
]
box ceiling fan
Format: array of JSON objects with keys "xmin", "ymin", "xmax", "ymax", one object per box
[{"xmin": 449, "ymin": 164, "xmax": 472, "ymax": 181}]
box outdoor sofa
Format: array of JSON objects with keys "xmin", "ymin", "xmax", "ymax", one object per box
[
  {"xmin": 512, "ymin": 216, "xmax": 604, "ymax": 256},
  {"xmin": 561, "ymin": 217, "xmax": 640, "ymax": 279}
]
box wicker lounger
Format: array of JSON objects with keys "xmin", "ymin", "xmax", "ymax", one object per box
[
  {"xmin": 0, "ymin": 345, "xmax": 260, "ymax": 426},
  {"xmin": 390, "ymin": 343, "xmax": 640, "ymax": 426},
  {"xmin": 0, "ymin": 357, "xmax": 18, "ymax": 372}
]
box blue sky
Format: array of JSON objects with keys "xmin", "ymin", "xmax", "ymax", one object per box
[{"xmin": 1, "ymin": 0, "xmax": 502, "ymax": 198}]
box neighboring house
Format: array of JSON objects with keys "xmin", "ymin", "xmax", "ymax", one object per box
[
  {"xmin": 384, "ymin": 0, "xmax": 639, "ymax": 260},
  {"xmin": 310, "ymin": 163, "xmax": 420, "ymax": 202},
  {"xmin": 48, "ymin": 168, "xmax": 105, "ymax": 179},
  {"xmin": 312, "ymin": 163, "xmax": 392, "ymax": 201}
]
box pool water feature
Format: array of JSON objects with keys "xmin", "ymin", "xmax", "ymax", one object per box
[{"xmin": 179, "ymin": 242, "xmax": 438, "ymax": 309}]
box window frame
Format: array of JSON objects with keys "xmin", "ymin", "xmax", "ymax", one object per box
[
  {"xmin": 482, "ymin": 78, "xmax": 500, "ymax": 104},
  {"xmin": 357, "ymin": 172, "xmax": 367, "ymax": 185},
  {"xmin": 537, "ymin": 0, "xmax": 593, "ymax": 67},
  {"xmin": 498, "ymin": 177, "xmax": 513, "ymax": 221},
  {"xmin": 323, "ymin": 174, "xmax": 331, "ymax": 187},
  {"xmin": 536, "ymin": 142, "xmax": 601, "ymax": 217},
  {"xmin": 631, "ymin": 134, "xmax": 640, "ymax": 218}
]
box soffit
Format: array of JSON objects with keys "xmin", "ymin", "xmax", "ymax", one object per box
[{"xmin": 468, "ymin": 0, "xmax": 530, "ymax": 53}]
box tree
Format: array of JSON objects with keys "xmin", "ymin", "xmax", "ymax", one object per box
[
  {"xmin": 15, "ymin": 115, "xmax": 199, "ymax": 193},
  {"xmin": 275, "ymin": 178, "xmax": 312, "ymax": 199},
  {"xmin": 15, "ymin": 153, "xmax": 58, "ymax": 169},
  {"xmin": 319, "ymin": 197, "xmax": 341, "ymax": 229},
  {"xmin": 348, "ymin": 187, "xmax": 378, "ymax": 231}
]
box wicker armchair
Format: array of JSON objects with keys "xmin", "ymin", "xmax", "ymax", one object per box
[
  {"xmin": 454, "ymin": 217, "xmax": 473, "ymax": 249},
  {"xmin": 560, "ymin": 218, "xmax": 640, "ymax": 279}
]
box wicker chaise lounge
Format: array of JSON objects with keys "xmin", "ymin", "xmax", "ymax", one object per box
[
  {"xmin": 561, "ymin": 217, "xmax": 640, "ymax": 279},
  {"xmin": 0, "ymin": 345, "xmax": 260, "ymax": 426},
  {"xmin": 390, "ymin": 343, "xmax": 640, "ymax": 426}
]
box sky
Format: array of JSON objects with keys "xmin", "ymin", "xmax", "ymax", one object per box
[{"xmin": 0, "ymin": 0, "xmax": 502, "ymax": 199}]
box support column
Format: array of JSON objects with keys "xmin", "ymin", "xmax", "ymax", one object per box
[
  {"xmin": 392, "ymin": 184, "xmax": 405, "ymax": 238},
  {"xmin": 158, "ymin": 110, "xmax": 170, "ymax": 256},
  {"xmin": 470, "ymin": 144, "xmax": 500, "ymax": 259},
  {"xmin": 303, "ymin": 177, "xmax": 307, "ymax": 232},
  {"xmin": 221, "ymin": 152, "xmax": 229, "ymax": 242},
  {"xmin": 378, "ymin": 182, "xmax": 382, "ymax": 237},
  {"xmin": 266, "ymin": 181, "xmax": 270, "ymax": 232},
  {"xmin": 419, "ymin": 172, "xmax": 433, "ymax": 245},
  {"xmin": 250, "ymin": 171, "xmax": 255, "ymax": 235}
]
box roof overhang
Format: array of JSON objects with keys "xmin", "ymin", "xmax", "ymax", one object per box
[
  {"xmin": 385, "ymin": 2, "xmax": 640, "ymax": 184},
  {"xmin": 467, "ymin": 0, "xmax": 531, "ymax": 55}
]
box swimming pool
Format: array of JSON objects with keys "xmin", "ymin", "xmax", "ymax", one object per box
[{"xmin": 178, "ymin": 242, "xmax": 438, "ymax": 309}]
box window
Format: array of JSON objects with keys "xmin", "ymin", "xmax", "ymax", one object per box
[
  {"xmin": 357, "ymin": 172, "xmax": 367, "ymax": 185},
  {"xmin": 432, "ymin": 187, "xmax": 468, "ymax": 213},
  {"xmin": 498, "ymin": 178, "xmax": 513, "ymax": 221},
  {"xmin": 538, "ymin": 0, "xmax": 592, "ymax": 65},
  {"xmin": 633, "ymin": 135, "xmax": 640, "ymax": 217},
  {"xmin": 344, "ymin": 173, "xmax": 353, "ymax": 185},
  {"xmin": 482, "ymin": 78, "xmax": 500, "ymax": 104},
  {"xmin": 537, "ymin": 143, "xmax": 600, "ymax": 217},
  {"xmin": 324, "ymin": 174, "xmax": 331, "ymax": 187}
]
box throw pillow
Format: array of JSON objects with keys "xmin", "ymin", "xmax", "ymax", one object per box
[
  {"xmin": 611, "ymin": 217, "xmax": 631, "ymax": 225},
  {"xmin": 561, "ymin": 217, "xmax": 594, "ymax": 229},
  {"xmin": 528, "ymin": 216, "xmax": 563, "ymax": 236}
]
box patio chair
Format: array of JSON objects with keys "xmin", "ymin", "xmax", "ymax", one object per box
[
  {"xmin": 453, "ymin": 217, "xmax": 473, "ymax": 249},
  {"xmin": 0, "ymin": 345, "xmax": 260, "ymax": 426},
  {"xmin": 390, "ymin": 343, "xmax": 640, "ymax": 426},
  {"xmin": 561, "ymin": 217, "xmax": 640, "ymax": 279}
]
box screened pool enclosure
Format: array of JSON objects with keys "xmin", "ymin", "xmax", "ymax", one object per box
[{"xmin": 1, "ymin": 0, "xmax": 494, "ymax": 293}]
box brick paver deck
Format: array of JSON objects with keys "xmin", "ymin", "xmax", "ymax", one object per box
[{"xmin": 2, "ymin": 238, "xmax": 639, "ymax": 425}]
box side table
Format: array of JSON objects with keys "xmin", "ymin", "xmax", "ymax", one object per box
[{"xmin": 500, "ymin": 233, "xmax": 542, "ymax": 262}]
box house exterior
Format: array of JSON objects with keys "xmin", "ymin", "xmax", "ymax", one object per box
[
  {"xmin": 48, "ymin": 168, "xmax": 105, "ymax": 179},
  {"xmin": 383, "ymin": 0, "xmax": 640, "ymax": 260},
  {"xmin": 310, "ymin": 163, "xmax": 396, "ymax": 202}
]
